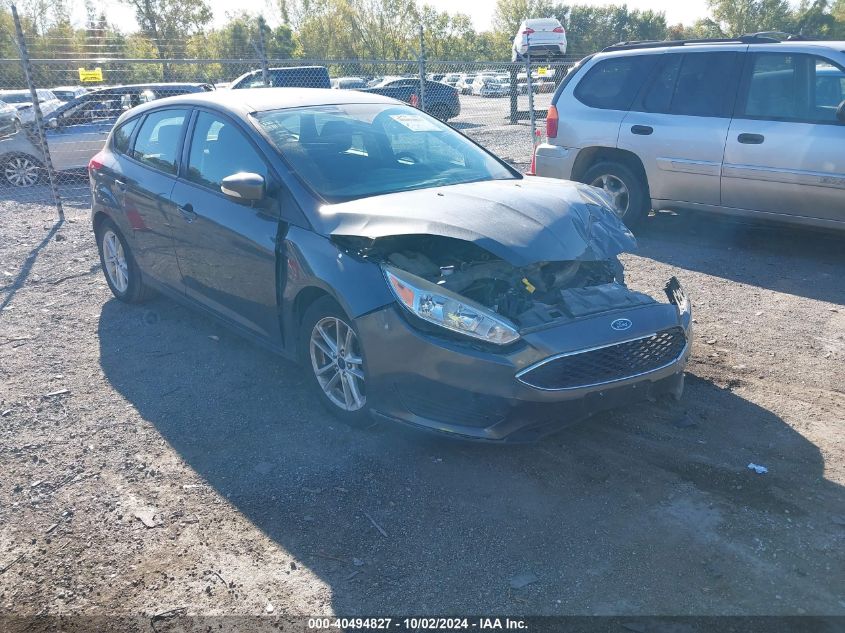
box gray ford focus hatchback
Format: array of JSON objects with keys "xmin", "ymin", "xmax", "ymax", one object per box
[{"xmin": 88, "ymin": 88, "xmax": 692, "ymax": 441}]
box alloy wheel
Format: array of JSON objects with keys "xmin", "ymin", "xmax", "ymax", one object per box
[
  {"xmin": 590, "ymin": 174, "xmax": 630, "ymax": 218},
  {"xmin": 102, "ymin": 229, "xmax": 129, "ymax": 294},
  {"xmin": 4, "ymin": 156, "xmax": 39, "ymax": 187},
  {"xmin": 309, "ymin": 316, "xmax": 366, "ymax": 412}
]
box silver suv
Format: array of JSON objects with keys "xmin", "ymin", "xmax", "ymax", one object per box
[{"xmin": 534, "ymin": 37, "xmax": 845, "ymax": 229}]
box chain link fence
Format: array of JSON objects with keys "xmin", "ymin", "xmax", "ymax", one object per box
[{"xmin": 1, "ymin": 11, "xmax": 580, "ymax": 215}]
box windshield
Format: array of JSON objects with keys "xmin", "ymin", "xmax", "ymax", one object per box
[
  {"xmin": 255, "ymin": 103, "xmax": 518, "ymax": 203},
  {"xmin": 0, "ymin": 92, "xmax": 31, "ymax": 104}
]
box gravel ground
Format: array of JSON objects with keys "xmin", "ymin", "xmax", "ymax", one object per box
[{"xmin": 1, "ymin": 191, "xmax": 844, "ymax": 626}]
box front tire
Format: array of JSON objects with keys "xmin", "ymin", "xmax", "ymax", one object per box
[
  {"xmin": 95, "ymin": 217, "xmax": 154, "ymax": 303},
  {"xmin": 301, "ymin": 297, "xmax": 369, "ymax": 424},
  {"xmin": 582, "ymin": 161, "xmax": 649, "ymax": 228}
]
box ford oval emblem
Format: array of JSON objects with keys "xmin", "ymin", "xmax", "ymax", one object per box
[{"xmin": 611, "ymin": 318, "xmax": 633, "ymax": 331}]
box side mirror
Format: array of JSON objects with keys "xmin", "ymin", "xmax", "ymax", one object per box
[
  {"xmin": 837, "ymin": 100, "xmax": 845, "ymax": 123},
  {"xmin": 221, "ymin": 172, "xmax": 265, "ymax": 202},
  {"xmin": 47, "ymin": 118, "xmax": 58, "ymax": 129}
]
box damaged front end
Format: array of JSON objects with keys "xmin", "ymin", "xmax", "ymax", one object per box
[
  {"xmin": 324, "ymin": 179, "xmax": 691, "ymax": 440},
  {"xmin": 335, "ymin": 233, "xmax": 674, "ymax": 343}
]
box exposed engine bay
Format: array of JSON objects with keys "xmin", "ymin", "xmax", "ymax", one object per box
[{"xmin": 339, "ymin": 234, "xmax": 657, "ymax": 329}]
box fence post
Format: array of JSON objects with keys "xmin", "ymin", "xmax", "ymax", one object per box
[
  {"xmin": 257, "ymin": 16, "xmax": 270, "ymax": 87},
  {"xmin": 417, "ymin": 24, "xmax": 427, "ymax": 112},
  {"xmin": 524, "ymin": 35, "xmax": 537, "ymax": 145},
  {"xmin": 10, "ymin": 3, "xmax": 63, "ymax": 220}
]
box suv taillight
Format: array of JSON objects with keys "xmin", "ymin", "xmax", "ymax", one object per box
[
  {"xmin": 522, "ymin": 28, "xmax": 535, "ymax": 35},
  {"xmin": 546, "ymin": 104, "xmax": 559, "ymax": 139},
  {"xmin": 553, "ymin": 26, "xmax": 565, "ymax": 33}
]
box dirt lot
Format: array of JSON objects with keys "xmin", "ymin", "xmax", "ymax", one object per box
[{"xmin": 0, "ymin": 198, "xmax": 843, "ymax": 625}]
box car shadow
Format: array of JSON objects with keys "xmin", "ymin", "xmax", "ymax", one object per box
[
  {"xmin": 449, "ymin": 121, "xmax": 483, "ymax": 131},
  {"xmin": 97, "ymin": 296, "xmax": 845, "ymax": 614},
  {"xmin": 635, "ymin": 211, "xmax": 845, "ymax": 305}
]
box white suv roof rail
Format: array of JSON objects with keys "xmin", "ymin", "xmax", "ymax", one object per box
[{"xmin": 601, "ymin": 33, "xmax": 806, "ymax": 52}]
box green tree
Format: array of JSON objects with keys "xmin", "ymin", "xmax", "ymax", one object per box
[
  {"xmin": 120, "ymin": 0, "xmax": 213, "ymax": 76},
  {"xmin": 706, "ymin": 0, "xmax": 793, "ymax": 36},
  {"xmin": 494, "ymin": 0, "xmax": 558, "ymax": 36}
]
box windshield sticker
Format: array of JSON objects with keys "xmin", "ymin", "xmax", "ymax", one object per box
[{"xmin": 389, "ymin": 114, "xmax": 440, "ymax": 132}]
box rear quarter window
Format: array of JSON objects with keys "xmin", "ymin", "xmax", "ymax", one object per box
[
  {"xmin": 113, "ymin": 117, "xmax": 139, "ymax": 155},
  {"xmin": 574, "ymin": 55, "xmax": 657, "ymax": 111}
]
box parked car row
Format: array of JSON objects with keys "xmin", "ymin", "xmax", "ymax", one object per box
[
  {"xmin": 0, "ymin": 83, "xmax": 212, "ymax": 186},
  {"xmin": 0, "ymin": 89, "xmax": 63, "ymax": 124}
]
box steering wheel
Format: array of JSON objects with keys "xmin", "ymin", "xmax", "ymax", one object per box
[{"xmin": 395, "ymin": 151, "xmax": 421, "ymax": 166}]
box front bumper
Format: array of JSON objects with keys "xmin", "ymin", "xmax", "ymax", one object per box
[{"xmin": 357, "ymin": 281, "xmax": 692, "ymax": 442}]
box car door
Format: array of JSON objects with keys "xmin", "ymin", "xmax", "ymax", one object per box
[
  {"xmin": 722, "ymin": 51, "xmax": 845, "ymax": 222},
  {"xmin": 168, "ymin": 110, "xmax": 281, "ymax": 342},
  {"xmin": 116, "ymin": 108, "xmax": 189, "ymax": 289},
  {"xmin": 618, "ymin": 50, "xmax": 742, "ymax": 207}
]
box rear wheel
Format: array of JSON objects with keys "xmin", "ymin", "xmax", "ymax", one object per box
[
  {"xmin": 583, "ymin": 161, "xmax": 649, "ymax": 228},
  {"xmin": 301, "ymin": 297, "xmax": 369, "ymax": 424},
  {"xmin": 2, "ymin": 153, "xmax": 41, "ymax": 187},
  {"xmin": 95, "ymin": 217, "xmax": 154, "ymax": 303}
]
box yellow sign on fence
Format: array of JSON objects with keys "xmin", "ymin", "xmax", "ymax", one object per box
[
  {"xmin": 537, "ymin": 67, "xmax": 549, "ymax": 76},
  {"xmin": 78, "ymin": 67, "xmax": 103, "ymax": 82}
]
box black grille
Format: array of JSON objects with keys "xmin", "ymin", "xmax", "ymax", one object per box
[{"xmin": 519, "ymin": 327, "xmax": 687, "ymax": 390}]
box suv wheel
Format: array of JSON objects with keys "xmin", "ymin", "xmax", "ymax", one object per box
[{"xmin": 583, "ymin": 161, "xmax": 649, "ymax": 227}]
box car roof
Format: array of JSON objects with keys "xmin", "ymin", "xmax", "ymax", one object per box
[{"xmin": 123, "ymin": 87, "xmax": 401, "ymax": 120}]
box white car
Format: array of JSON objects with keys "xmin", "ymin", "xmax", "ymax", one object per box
[
  {"xmin": 456, "ymin": 74, "xmax": 477, "ymax": 95},
  {"xmin": 0, "ymin": 89, "xmax": 62, "ymax": 124},
  {"xmin": 512, "ymin": 18, "xmax": 568, "ymax": 62},
  {"xmin": 472, "ymin": 76, "xmax": 509, "ymax": 97}
]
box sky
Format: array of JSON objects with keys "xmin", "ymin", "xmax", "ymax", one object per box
[{"xmin": 74, "ymin": 0, "xmax": 712, "ymax": 32}]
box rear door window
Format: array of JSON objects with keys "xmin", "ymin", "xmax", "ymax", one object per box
[
  {"xmin": 131, "ymin": 109, "xmax": 188, "ymax": 175},
  {"xmin": 638, "ymin": 52, "xmax": 740, "ymax": 117},
  {"xmin": 574, "ymin": 55, "xmax": 657, "ymax": 110}
]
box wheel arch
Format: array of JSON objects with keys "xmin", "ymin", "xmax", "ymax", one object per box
[
  {"xmin": 294, "ymin": 286, "xmax": 335, "ymax": 329},
  {"xmin": 92, "ymin": 210, "xmax": 111, "ymax": 234},
  {"xmin": 571, "ymin": 146, "xmax": 651, "ymax": 201}
]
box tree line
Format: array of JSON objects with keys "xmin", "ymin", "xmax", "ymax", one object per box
[{"xmin": 1, "ymin": 0, "xmax": 844, "ymax": 83}]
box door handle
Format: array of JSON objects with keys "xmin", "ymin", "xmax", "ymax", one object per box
[
  {"xmin": 631, "ymin": 125, "xmax": 653, "ymax": 136},
  {"xmin": 738, "ymin": 133, "xmax": 764, "ymax": 144},
  {"xmin": 177, "ymin": 203, "xmax": 197, "ymax": 223},
  {"xmin": 113, "ymin": 180, "xmax": 126, "ymax": 192}
]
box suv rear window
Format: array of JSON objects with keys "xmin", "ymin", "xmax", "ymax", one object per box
[{"xmin": 574, "ymin": 55, "xmax": 657, "ymax": 110}]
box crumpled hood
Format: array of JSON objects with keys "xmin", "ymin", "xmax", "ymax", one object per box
[{"xmin": 317, "ymin": 177, "xmax": 637, "ymax": 266}]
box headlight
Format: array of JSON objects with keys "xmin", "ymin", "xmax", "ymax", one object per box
[{"xmin": 383, "ymin": 265, "xmax": 520, "ymax": 346}]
